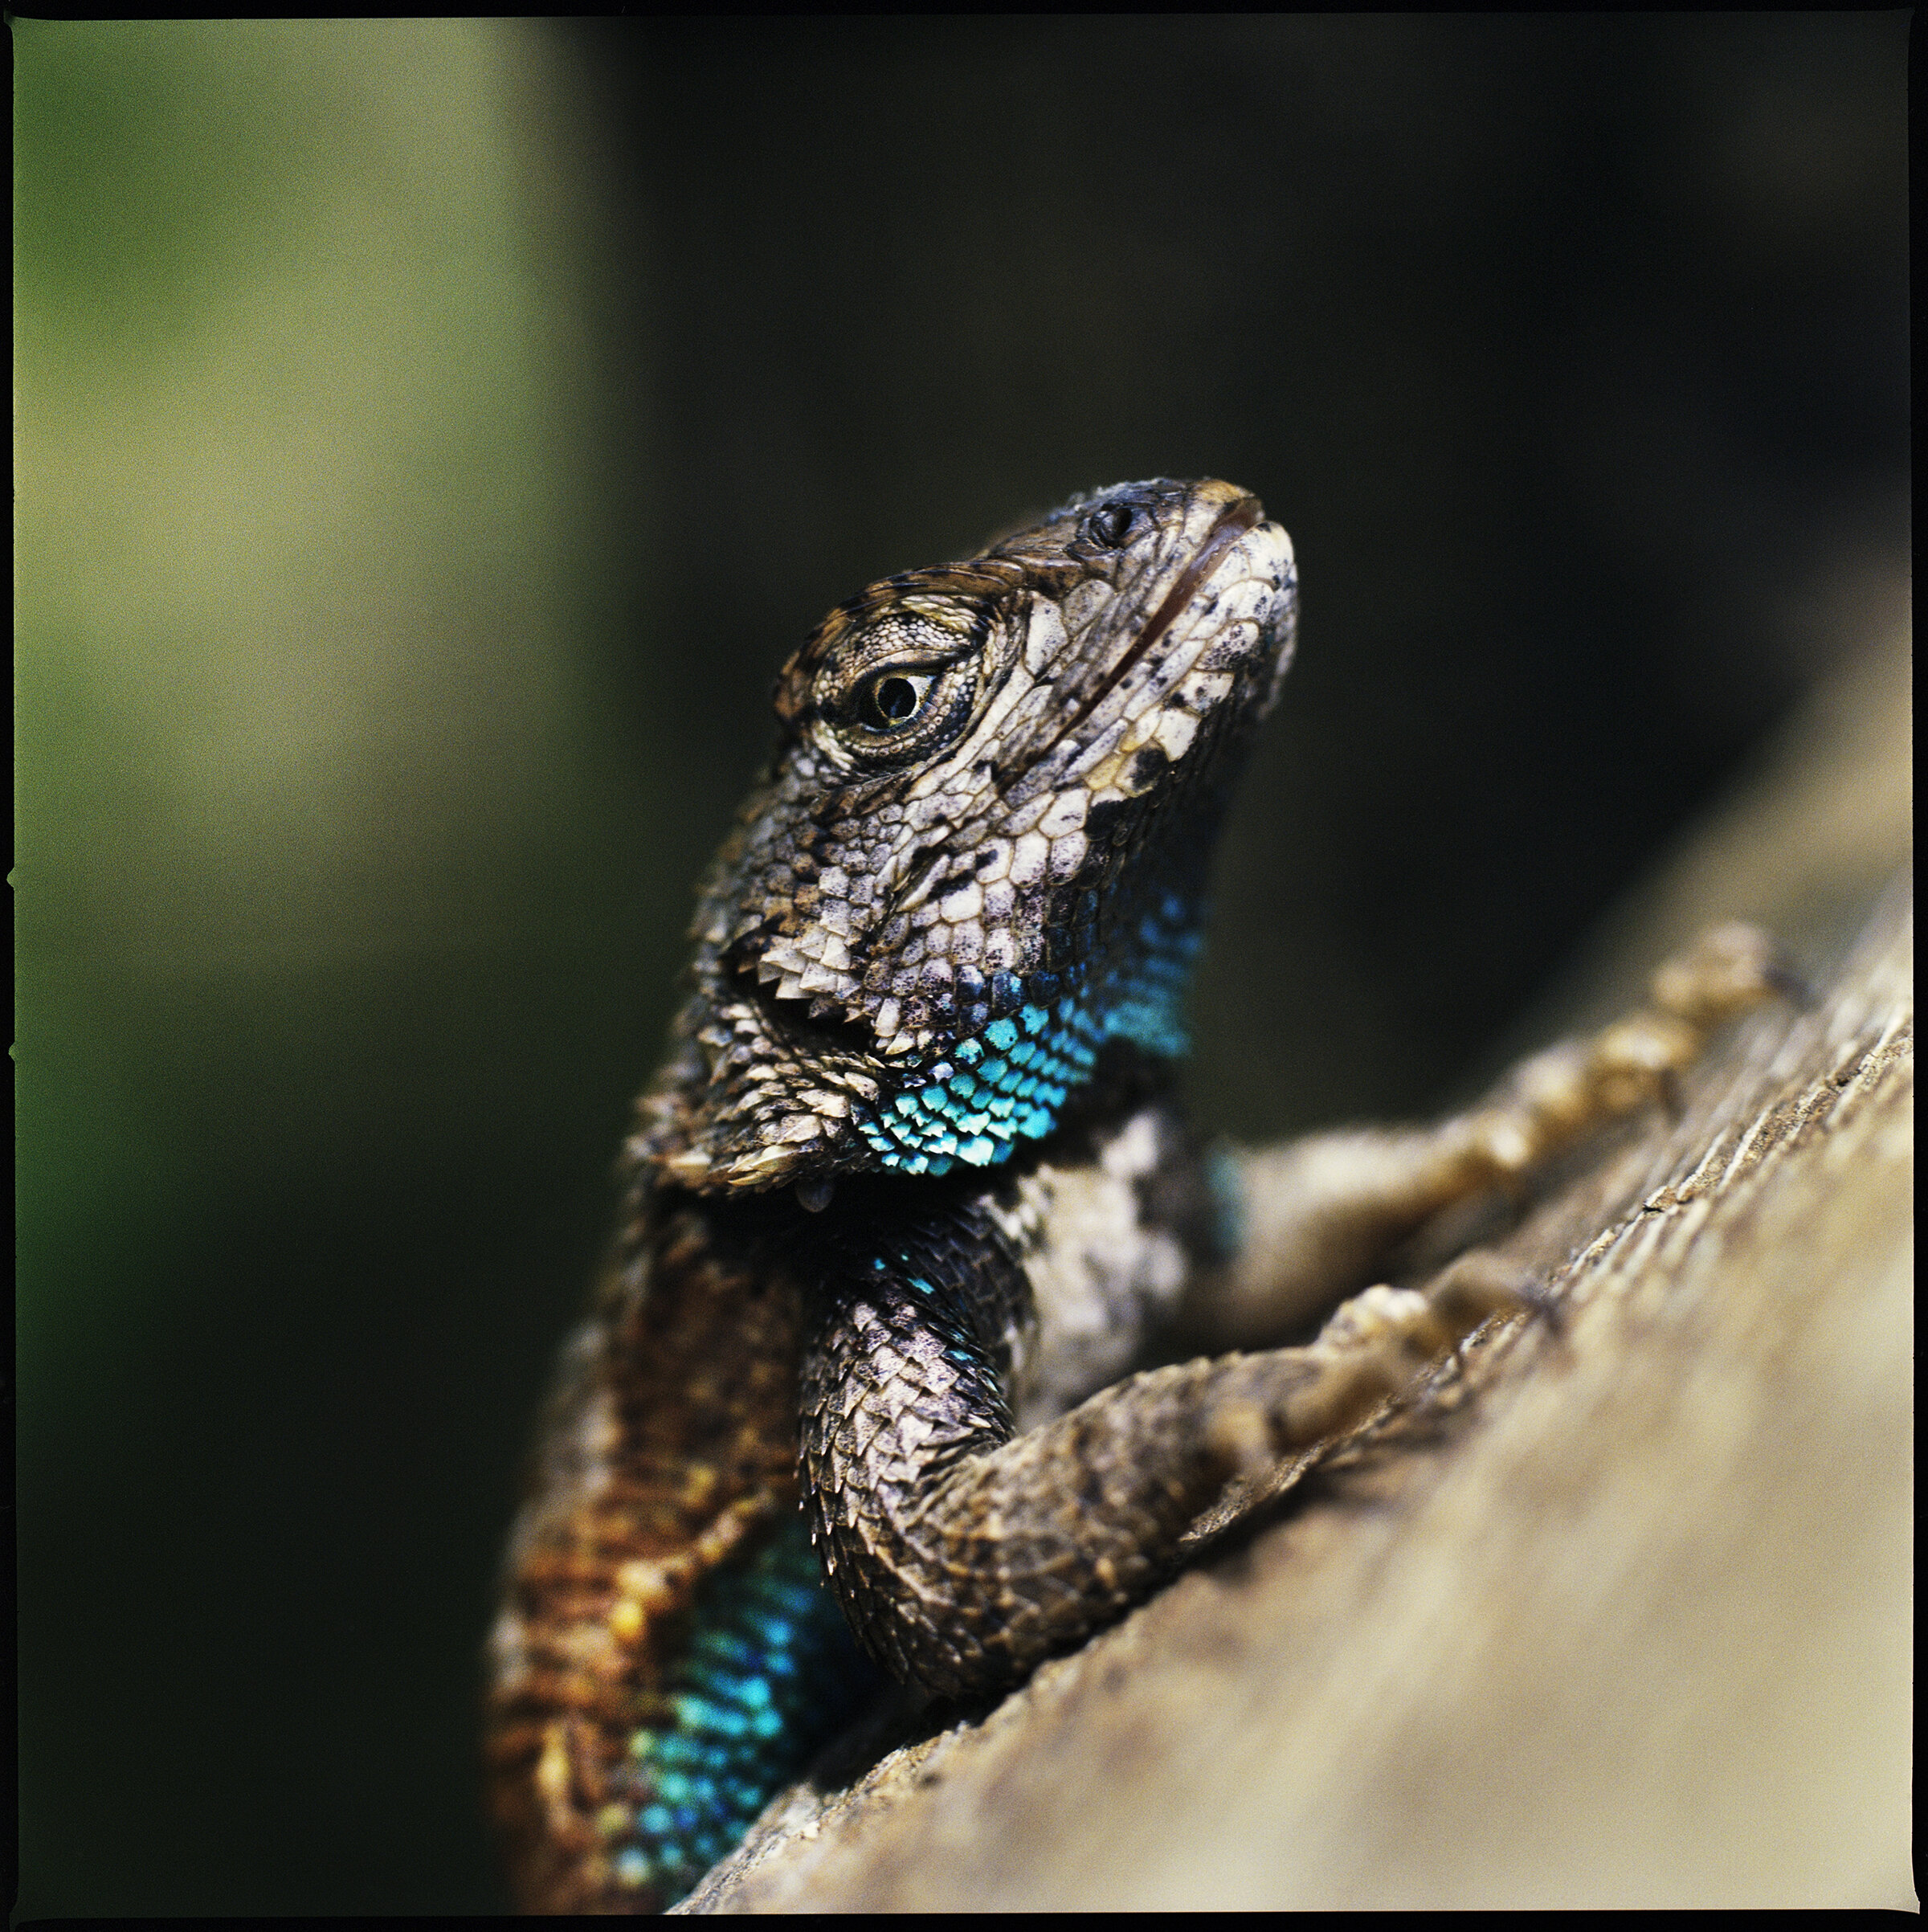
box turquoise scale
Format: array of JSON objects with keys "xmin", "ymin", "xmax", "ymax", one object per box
[
  {"xmin": 608, "ymin": 1517, "xmax": 880, "ymax": 1905},
  {"xmin": 857, "ymin": 889, "xmax": 1206, "ymax": 1175}
]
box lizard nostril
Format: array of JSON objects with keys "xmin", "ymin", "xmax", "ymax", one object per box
[{"xmin": 1080, "ymin": 502, "xmax": 1135, "ymax": 549}]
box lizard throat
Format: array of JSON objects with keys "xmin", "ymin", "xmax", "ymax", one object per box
[{"xmin": 849, "ymin": 888, "xmax": 1207, "ymax": 1178}]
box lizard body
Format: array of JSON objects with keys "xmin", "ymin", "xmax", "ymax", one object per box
[{"xmin": 484, "ymin": 480, "xmax": 1784, "ymax": 1910}]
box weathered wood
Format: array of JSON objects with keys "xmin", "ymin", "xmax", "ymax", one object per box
[{"xmin": 686, "ymin": 635, "xmax": 1912, "ymax": 1913}]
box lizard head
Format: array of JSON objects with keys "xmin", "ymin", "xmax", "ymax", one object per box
[{"xmin": 638, "ymin": 477, "xmax": 1297, "ymax": 1194}]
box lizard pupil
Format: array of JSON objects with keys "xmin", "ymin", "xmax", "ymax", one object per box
[
  {"xmin": 868, "ymin": 674, "xmax": 923, "ymax": 725},
  {"xmin": 1082, "ymin": 502, "xmax": 1135, "ymax": 549}
]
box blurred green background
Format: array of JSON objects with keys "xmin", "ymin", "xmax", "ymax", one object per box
[{"xmin": 14, "ymin": 18, "xmax": 1907, "ymax": 1914}]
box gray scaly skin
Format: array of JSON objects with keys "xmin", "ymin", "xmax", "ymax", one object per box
[
  {"xmin": 488, "ymin": 476, "xmax": 1787, "ymax": 1908},
  {"xmin": 488, "ymin": 480, "xmax": 1299, "ymax": 1907},
  {"xmin": 641, "ymin": 479, "xmax": 1298, "ymax": 1696}
]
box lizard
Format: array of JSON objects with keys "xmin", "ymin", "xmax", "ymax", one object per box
[{"xmin": 482, "ymin": 477, "xmax": 1790, "ymax": 1912}]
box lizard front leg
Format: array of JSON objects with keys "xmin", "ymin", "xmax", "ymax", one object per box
[
  {"xmin": 798, "ymin": 1195, "xmax": 1522, "ymax": 1699},
  {"xmin": 1183, "ymin": 921, "xmax": 1798, "ymax": 1351},
  {"xmin": 799, "ymin": 922, "xmax": 1795, "ymax": 1702}
]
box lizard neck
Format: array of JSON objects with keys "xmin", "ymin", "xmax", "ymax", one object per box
[{"xmin": 851, "ymin": 864, "xmax": 1209, "ymax": 1178}]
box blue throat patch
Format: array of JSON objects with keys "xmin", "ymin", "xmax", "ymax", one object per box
[{"xmin": 856, "ymin": 888, "xmax": 1204, "ymax": 1175}]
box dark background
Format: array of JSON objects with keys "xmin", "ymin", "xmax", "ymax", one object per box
[{"xmin": 16, "ymin": 17, "xmax": 1908, "ymax": 1914}]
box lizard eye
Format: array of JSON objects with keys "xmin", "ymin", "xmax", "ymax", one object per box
[
  {"xmin": 1080, "ymin": 502, "xmax": 1136, "ymax": 549},
  {"xmin": 817, "ymin": 610, "xmax": 986, "ymax": 764},
  {"xmin": 856, "ymin": 669, "xmax": 935, "ymax": 732}
]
